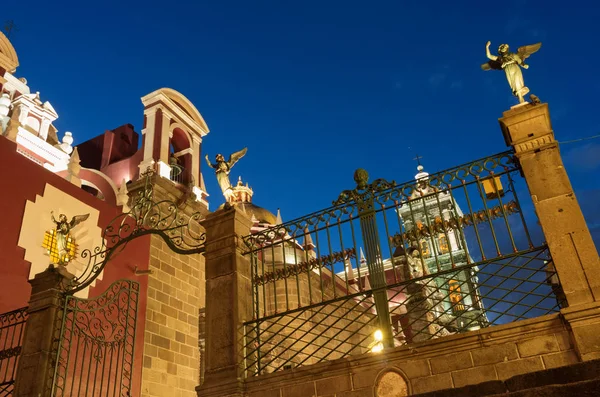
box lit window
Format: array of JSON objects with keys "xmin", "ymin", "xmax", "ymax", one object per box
[
  {"xmin": 439, "ymin": 235, "xmax": 449, "ymax": 254},
  {"xmin": 448, "ymin": 280, "xmax": 465, "ymax": 313},
  {"xmin": 420, "ymin": 240, "xmax": 431, "ymax": 258}
]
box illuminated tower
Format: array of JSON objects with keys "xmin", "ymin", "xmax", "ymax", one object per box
[{"xmin": 397, "ymin": 164, "xmax": 486, "ymax": 333}]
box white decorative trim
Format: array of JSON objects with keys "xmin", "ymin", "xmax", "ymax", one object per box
[
  {"xmin": 173, "ymin": 148, "xmax": 193, "ymax": 157},
  {"xmin": 2, "ymin": 73, "xmax": 30, "ymax": 95},
  {"xmin": 193, "ymin": 186, "xmax": 209, "ymax": 209},
  {"xmin": 138, "ymin": 158, "xmax": 155, "ymax": 175},
  {"xmin": 168, "ymin": 121, "xmax": 194, "ymax": 147},
  {"xmin": 157, "ymin": 161, "xmax": 171, "ymax": 179},
  {"xmin": 141, "ymin": 88, "xmax": 209, "ymax": 136},
  {"xmin": 16, "ymin": 127, "xmax": 69, "ymax": 171},
  {"xmin": 16, "ymin": 148, "xmax": 43, "ymax": 165}
]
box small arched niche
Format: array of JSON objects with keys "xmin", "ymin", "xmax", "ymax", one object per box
[
  {"xmin": 375, "ymin": 368, "xmax": 410, "ymax": 397},
  {"xmin": 169, "ymin": 126, "xmax": 193, "ymax": 185}
]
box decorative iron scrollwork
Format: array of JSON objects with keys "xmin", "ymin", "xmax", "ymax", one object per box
[
  {"xmin": 389, "ymin": 201, "xmax": 521, "ymax": 247},
  {"xmin": 67, "ymin": 170, "xmax": 207, "ymax": 294},
  {"xmin": 53, "ymin": 279, "xmax": 139, "ymax": 397},
  {"xmin": 334, "ymin": 168, "xmax": 397, "ymax": 208},
  {"xmin": 252, "ymin": 248, "xmax": 356, "ymax": 286}
]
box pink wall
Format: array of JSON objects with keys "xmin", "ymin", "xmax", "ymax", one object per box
[
  {"xmin": 101, "ymin": 148, "xmax": 143, "ymax": 185},
  {"xmin": 0, "ymin": 137, "xmax": 150, "ymax": 397}
]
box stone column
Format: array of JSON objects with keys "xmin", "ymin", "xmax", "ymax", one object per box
[
  {"xmin": 499, "ymin": 103, "xmax": 600, "ymax": 305},
  {"xmin": 191, "ymin": 137, "xmax": 201, "ymax": 189},
  {"xmin": 139, "ymin": 107, "xmax": 158, "ymax": 176},
  {"xmin": 196, "ymin": 207, "xmax": 253, "ymax": 397},
  {"xmin": 499, "ymin": 102, "xmax": 600, "ymax": 360},
  {"xmin": 13, "ymin": 265, "xmax": 74, "ymax": 397}
]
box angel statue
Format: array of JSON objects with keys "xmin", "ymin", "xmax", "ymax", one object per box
[
  {"xmin": 482, "ymin": 41, "xmax": 542, "ymax": 104},
  {"xmin": 205, "ymin": 148, "xmax": 248, "ymax": 198},
  {"xmin": 50, "ymin": 211, "xmax": 90, "ymax": 265}
]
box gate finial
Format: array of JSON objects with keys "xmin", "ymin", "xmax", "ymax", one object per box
[{"xmin": 354, "ymin": 168, "xmax": 369, "ymax": 190}]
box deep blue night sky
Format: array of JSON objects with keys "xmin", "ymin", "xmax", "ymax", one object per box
[{"xmin": 3, "ymin": 0, "xmax": 599, "ymax": 242}]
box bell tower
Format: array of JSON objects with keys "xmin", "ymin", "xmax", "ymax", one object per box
[{"xmin": 139, "ymin": 88, "xmax": 210, "ymax": 206}]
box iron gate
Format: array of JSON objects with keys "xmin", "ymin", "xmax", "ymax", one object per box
[
  {"xmin": 51, "ymin": 279, "xmax": 139, "ymax": 397},
  {"xmin": 0, "ymin": 307, "xmax": 27, "ymax": 396}
]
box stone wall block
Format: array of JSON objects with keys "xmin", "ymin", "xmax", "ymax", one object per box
[
  {"xmin": 352, "ymin": 367, "xmax": 382, "ymax": 390},
  {"xmin": 495, "ymin": 357, "xmax": 544, "ymax": 380},
  {"xmin": 555, "ymin": 331, "xmax": 574, "ymax": 351},
  {"xmin": 571, "ymin": 322, "xmax": 600, "ymax": 360},
  {"xmin": 517, "ymin": 335, "xmax": 559, "ymax": 358},
  {"xmin": 281, "ymin": 382, "xmax": 316, "ymax": 397},
  {"xmin": 471, "ymin": 343, "xmax": 519, "ymax": 366},
  {"xmin": 542, "ymin": 350, "xmax": 579, "ymax": 369},
  {"xmin": 395, "ymin": 359, "xmax": 431, "ymax": 379},
  {"xmin": 451, "ymin": 364, "xmax": 498, "ymax": 388},
  {"xmin": 248, "ymin": 389, "xmax": 281, "ymax": 397},
  {"xmin": 337, "ymin": 390, "xmax": 374, "ymax": 397},
  {"xmin": 411, "ymin": 373, "xmax": 453, "ymax": 394},
  {"xmin": 429, "ymin": 350, "xmax": 473, "ymax": 374},
  {"xmin": 315, "ymin": 374, "xmax": 351, "ymax": 395}
]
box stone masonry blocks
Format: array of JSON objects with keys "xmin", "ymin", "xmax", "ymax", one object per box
[
  {"xmin": 517, "ymin": 334, "xmax": 559, "ymax": 357},
  {"xmin": 411, "ymin": 373, "xmax": 453, "ymax": 394},
  {"xmin": 141, "ymin": 234, "xmax": 205, "ymax": 397},
  {"xmin": 429, "ymin": 350, "xmax": 473, "ymax": 374},
  {"xmin": 495, "ymin": 357, "xmax": 545, "ymax": 380},
  {"xmin": 281, "ymin": 382, "xmax": 316, "ymax": 397},
  {"xmin": 451, "ymin": 364, "xmax": 498, "ymax": 388},
  {"xmin": 315, "ymin": 374, "xmax": 352, "ymax": 395},
  {"xmin": 471, "ymin": 343, "xmax": 519, "ymax": 366}
]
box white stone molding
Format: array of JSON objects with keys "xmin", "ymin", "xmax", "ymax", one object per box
[
  {"xmin": 141, "ymin": 88, "xmax": 209, "ymax": 137},
  {"xmin": 116, "ymin": 180, "xmax": 130, "ymax": 213},
  {"xmin": 16, "ymin": 126, "xmax": 69, "ymax": 172},
  {"xmin": 157, "ymin": 160, "xmax": 172, "ymax": 179}
]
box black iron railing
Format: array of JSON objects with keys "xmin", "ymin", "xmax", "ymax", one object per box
[
  {"xmin": 241, "ymin": 151, "xmax": 562, "ymax": 376},
  {"xmin": 0, "ymin": 307, "xmax": 28, "ymax": 396},
  {"xmin": 170, "ymin": 164, "xmax": 185, "ymax": 184},
  {"xmin": 51, "ymin": 279, "xmax": 139, "ymax": 397}
]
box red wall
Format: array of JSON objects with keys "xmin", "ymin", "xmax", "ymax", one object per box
[{"xmin": 0, "ymin": 137, "xmax": 149, "ymax": 396}]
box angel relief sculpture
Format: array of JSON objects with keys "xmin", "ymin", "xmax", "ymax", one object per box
[
  {"xmin": 43, "ymin": 211, "xmax": 90, "ymax": 265},
  {"xmin": 205, "ymin": 147, "xmax": 248, "ymax": 199},
  {"xmin": 482, "ymin": 41, "xmax": 541, "ymax": 104}
]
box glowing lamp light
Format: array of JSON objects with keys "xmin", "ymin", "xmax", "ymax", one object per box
[
  {"xmin": 374, "ymin": 329, "xmax": 383, "ymax": 342},
  {"xmin": 370, "ymin": 329, "xmax": 384, "ymax": 353},
  {"xmin": 371, "ymin": 343, "xmax": 384, "ymax": 353}
]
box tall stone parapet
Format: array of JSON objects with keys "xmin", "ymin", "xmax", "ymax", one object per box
[
  {"xmin": 499, "ymin": 102, "xmax": 600, "ymax": 360},
  {"xmin": 196, "ymin": 206, "xmax": 253, "ymax": 397},
  {"xmin": 126, "ymin": 175, "xmax": 209, "ymax": 397}
]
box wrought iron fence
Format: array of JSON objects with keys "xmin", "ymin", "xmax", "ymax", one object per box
[
  {"xmin": 0, "ymin": 307, "xmax": 28, "ymax": 396},
  {"xmin": 242, "ymin": 151, "xmax": 562, "ymax": 376},
  {"xmin": 51, "ymin": 279, "xmax": 139, "ymax": 397}
]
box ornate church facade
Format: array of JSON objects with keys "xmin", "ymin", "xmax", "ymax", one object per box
[{"xmin": 3, "ymin": 25, "xmax": 600, "ymax": 397}]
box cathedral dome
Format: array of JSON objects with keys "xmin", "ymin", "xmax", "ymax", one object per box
[{"xmin": 217, "ymin": 202, "xmax": 277, "ymax": 225}]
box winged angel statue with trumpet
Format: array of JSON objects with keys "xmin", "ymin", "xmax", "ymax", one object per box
[
  {"xmin": 205, "ymin": 147, "xmax": 248, "ymax": 198},
  {"xmin": 482, "ymin": 41, "xmax": 541, "ymax": 104}
]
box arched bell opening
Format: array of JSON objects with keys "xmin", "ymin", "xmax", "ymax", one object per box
[{"xmin": 169, "ymin": 127, "xmax": 193, "ymax": 186}]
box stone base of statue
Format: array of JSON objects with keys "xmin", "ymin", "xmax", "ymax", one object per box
[{"xmin": 511, "ymin": 100, "xmax": 530, "ymax": 110}]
